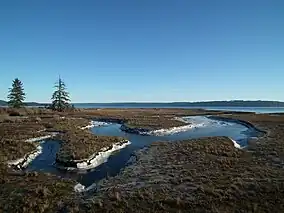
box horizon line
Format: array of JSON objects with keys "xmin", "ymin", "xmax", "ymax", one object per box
[{"xmin": 2, "ymin": 99, "xmax": 284, "ymax": 104}]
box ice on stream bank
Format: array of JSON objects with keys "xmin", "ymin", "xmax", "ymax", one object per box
[
  {"xmin": 7, "ymin": 157, "xmax": 25, "ymax": 168},
  {"xmin": 229, "ymin": 138, "xmax": 241, "ymax": 149},
  {"xmin": 7, "ymin": 144, "xmax": 43, "ymax": 169},
  {"xmin": 76, "ymin": 141, "xmax": 131, "ymax": 170},
  {"xmin": 80, "ymin": 121, "xmax": 110, "ymax": 130},
  {"xmin": 7, "ymin": 133, "xmax": 58, "ymax": 169},
  {"xmin": 25, "ymin": 133, "xmax": 58, "ymax": 142},
  {"xmin": 74, "ymin": 182, "xmax": 97, "ymax": 193},
  {"xmin": 147, "ymin": 116, "xmax": 230, "ymax": 136},
  {"xmin": 149, "ymin": 123, "xmax": 205, "ymax": 136}
]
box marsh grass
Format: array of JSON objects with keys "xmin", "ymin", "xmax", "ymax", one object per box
[
  {"xmin": 56, "ymin": 129, "xmax": 125, "ymax": 162},
  {"xmin": 1, "ymin": 108, "xmax": 284, "ymax": 212},
  {"xmin": 87, "ymin": 133, "xmax": 284, "ymax": 213},
  {"xmin": 0, "ymin": 170, "xmax": 75, "ymax": 213}
]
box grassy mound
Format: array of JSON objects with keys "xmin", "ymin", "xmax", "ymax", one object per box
[
  {"xmin": 0, "ymin": 169, "xmax": 75, "ymax": 213},
  {"xmin": 56, "ymin": 129, "xmax": 126, "ymax": 162},
  {"xmin": 124, "ymin": 116, "xmax": 186, "ymax": 130}
]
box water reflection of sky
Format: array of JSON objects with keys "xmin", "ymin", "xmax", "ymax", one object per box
[{"xmin": 26, "ymin": 116, "xmax": 259, "ymax": 187}]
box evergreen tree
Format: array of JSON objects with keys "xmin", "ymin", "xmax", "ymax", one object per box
[
  {"xmin": 7, "ymin": 78, "xmax": 26, "ymax": 108},
  {"xmin": 51, "ymin": 77, "xmax": 71, "ymax": 111}
]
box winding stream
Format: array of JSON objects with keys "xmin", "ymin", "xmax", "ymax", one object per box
[{"xmin": 25, "ymin": 116, "xmax": 261, "ymax": 188}]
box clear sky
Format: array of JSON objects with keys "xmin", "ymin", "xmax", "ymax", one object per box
[{"xmin": 0, "ymin": 0, "xmax": 283, "ymax": 103}]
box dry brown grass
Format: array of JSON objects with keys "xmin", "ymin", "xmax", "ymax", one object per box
[
  {"xmin": 56, "ymin": 129, "xmax": 125, "ymax": 162},
  {"xmin": 68, "ymin": 108, "xmax": 226, "ymax": 130},
  {"xmin": 0, "ymin": 117, "xmax": 48, "ymax": 161},
  {"xmin": 1, "ymin": 108, "xmax": 284, "ymax": 212},
  {"xmin": 0, "ymin": 169, "xmax": 76, "ymax": 213},
  {"xmin": 85, "ymin": 136, "xmax": 284, "ymax": 213}
]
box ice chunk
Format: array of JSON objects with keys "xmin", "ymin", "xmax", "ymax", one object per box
[
  {"xmin": 74, "ymin": 182, "xmax": 97, "ymax": 193},
  {"xmin": 7, "ymin": 144, "xmax": 43, "ymax": 168},
  {"xmin": 25, "ymin": 133, "xmax": 57, "ymax": 142},
  {"xmin": 74, "ymin": 183, "xmax": 85, "ymax": 193},
  {"xmin": 150, "ymin": 123, "xmax": 205, "ymax": 136},
  {"xmin": 230, "ymin": 138, "xmax": 241, "ymax": 149},
  {"xmin": 80, "ymin": 121, "xmax": 110, "ymax": 130}
]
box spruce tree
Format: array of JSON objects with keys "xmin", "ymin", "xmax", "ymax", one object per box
[
  {"xmin": 7, "ymin": 78, "xmax": 26, "ymax": 108},
  {"xmin": 51, "ymin": 77, "xmax": 71, "ymax": 111}
]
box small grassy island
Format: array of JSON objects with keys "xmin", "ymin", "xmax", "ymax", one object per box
[{"xmin": 56, "ymin": 129, "xmax": 127, "ymax": 168}]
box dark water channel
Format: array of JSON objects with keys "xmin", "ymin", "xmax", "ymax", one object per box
[{"xmin": 26, "ymin": 116, "xmax": 261, "ymax": 188}]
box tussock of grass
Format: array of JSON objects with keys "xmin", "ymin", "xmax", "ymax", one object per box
[
  {"xmin": 0, "ymin": 169, "xmax": 75, "ymax": 213},
  {"xmin": 42, "ymin": 117, "xmax": 90, "ymax": 132},
  {"xmin": 56, "ymin": 129, "xmax": 125, "ymax": 161},
  {"xmin": 124, "ymin": 117, "xmax": 185, "ymax": 130},
  {"xmin": 0, "ymin": 138, "xmax": 36, "ymax": 161},
  {"xmin": 0, "ymin": 118, "xmax": 47, "ymax": 161}
]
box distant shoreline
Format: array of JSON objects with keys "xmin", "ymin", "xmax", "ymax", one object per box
[{"xmin": 2, "ymin": 100, "xmax": 284, "ymax": 108}]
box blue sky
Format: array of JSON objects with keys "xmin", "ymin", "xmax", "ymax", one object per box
[{"xmin": 0, "ymin": 0, "xmax": 283, "ymax": 103}]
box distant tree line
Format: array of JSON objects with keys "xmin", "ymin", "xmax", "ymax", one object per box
[
  {"xmin": 6, "ymin": 77, "xmax": 72, "ymax": 111},
  {"xmin": 168, "ymin": 101, "xmax": 284, "ymax": 107}
]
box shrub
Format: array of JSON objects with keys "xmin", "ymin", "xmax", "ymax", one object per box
[{"xmin": 8, "ymin": 110, "xmax": 21, "ymax": 116}]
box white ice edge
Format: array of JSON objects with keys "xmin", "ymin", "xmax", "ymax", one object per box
[
  {"xmin": 149, "ymin": 123, "xmax": 205, "ymax": 136},
  {"xmin": 80, "ymin": 120, "xmax": 110, "ymax": 130},
  {"xmin": 25, "ymin": 133, "xmax": 58, "ymax": 142},
  {"xmin": 229, "ymin": 138, "xmax": 241, "ymax": 149},
  {"xmin": 140, "ymin": 116, "xmax": 229, "ymax": 136},
  {"xmin": 140, "ymin": 116, "xmax": 237, "ymax": 136},
  {"xmin": 7, "ymin": 133, "xmax": 57, "ymax": 168},
  {"xmin": 76, "ymin": 140, "xmax": 131, "ymax": 170},
  {"xmin": 22, "ymin": 145, "xmax": 43, "ymax": 168},
  {"xmin": 135, "ymin": 116, "xmax": 203, "ymax": 136},
  {"xmin": 7, "ymin": 144, "xmax": 43, "ymax": 168},
  {"xmin": 74, "ymin": 182, "xmax": 97, "ymax": 193},
  {"xmin": 7, "ymin": 157, "xmax": 25, "ymax": 167}
]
